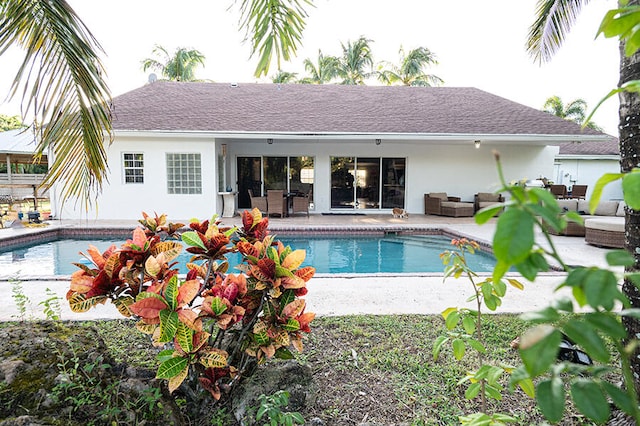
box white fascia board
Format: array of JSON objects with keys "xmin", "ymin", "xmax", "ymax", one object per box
[
  {"xmin": 114, "ymin": 130, "xmax": 613, "ymax": 144},
  {"xmin": 556, "ymin": 154, "xmax": 620, "ymax": 160}
]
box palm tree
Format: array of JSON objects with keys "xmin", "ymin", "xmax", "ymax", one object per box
[
  {"xmin": 377, "ymin": 46, "xmax": 443, "ymax": 87},
  {"xmin": 141, "ymin": 45, "xmax": 206, "ymax": 82},
  {"xmin": 338, "ymin": 36, "xmax": 375, "ymax": 85},
  {"xmin": 528, "ymin": 0, "xmax": 640, "ymax": 395},
  {"xmin": 299, "ymin": 50, "xmax": 341, "ymax": 84},
  {"xmin": 0, "ymin": 0, "xmax": 112, "ymax": 208},
  {"xmin": 271, "ymin": 70, "xmax": 298, "ymax": 83},
  {"xmin": 542, "ymin": 95, "xmax": 602, "ymax": 130}
]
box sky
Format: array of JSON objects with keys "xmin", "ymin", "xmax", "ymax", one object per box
[{"xmin": 0, "ymin": 0, "xmax": 622, "ymax": 135}]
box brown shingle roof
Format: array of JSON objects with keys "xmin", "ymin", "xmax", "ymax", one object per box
[
  {"xmin": 111, "ymin": 81, "xmax": 611, "ymax": 137},
  {"xmin": 558, "ymin": 138, "xmax": 620, "ymax": 155}
]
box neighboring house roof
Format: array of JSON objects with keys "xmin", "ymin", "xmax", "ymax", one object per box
[
  {"xmin": 0, "ymin": 128, "xmax": 38, "ymax": 154},
  {"xmin": 111, "ymin": 82, "xmax": 612, "ymax": 141},
  {"xmin": 0, "ymin": 128, "xmax": 44, "ymax": 163},
  {"xmin": 558, "ymin": 138, "xmax": 620, "ymax": 156}
]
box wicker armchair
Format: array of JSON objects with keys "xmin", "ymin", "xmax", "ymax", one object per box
[
  {"xmin": 267, "ymin": 190, "xmax": 286, "ymax": 217},
  {"xmin": 474, "ymin": 192, "xmax": 504, "ymax": 213},
  {"xmin": 291, "ymin": 190, "xmax": 311, "ymax": 217},
  {"xmin": 248, "ymin": 189, "xmax": 267, "ymax": 214}
]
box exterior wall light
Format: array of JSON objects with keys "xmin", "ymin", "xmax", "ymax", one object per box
[
  {"xmin": 375, "ymin": 139, "xmax": 381, "ymax": 145},
  {"xmin": 474, "ymin": 140, "xmax": 481, "ymax": 149},
  {"xmin": 267, "ymin": 138, "xmax": 273, "ymax": 144}
]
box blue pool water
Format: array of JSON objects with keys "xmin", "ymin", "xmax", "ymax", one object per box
[{"xmin": 0, "ymin": 234, "xmax": 498, "ymax": 277}]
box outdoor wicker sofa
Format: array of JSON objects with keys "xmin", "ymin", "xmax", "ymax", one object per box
[
  {"xmin": 424, "ymin": 193, "xmax": 474, "ymax": 217},
  {"xmin": 547, "ymin": 199, "xmax": 624, "ymax": 237},
  {"xmin": 584, "ymin": 217, "xmax": 625, "ymax": 248}
]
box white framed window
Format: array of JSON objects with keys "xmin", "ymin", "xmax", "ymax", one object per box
[
  {"xmin": 166, "ymin": 153, "xmax": 202, "ymax": 194},
  {"xmin": 123, "ymin": 153, "xmax": 144, "ymax": 184}
]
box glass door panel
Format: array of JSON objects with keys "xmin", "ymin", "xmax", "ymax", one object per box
[
  {"xmin": 382, "ymin": 158, "xmax": 406, "ymax": 208},
  {"xmin": 290, "ymin": 156, "xmax": 314, "ymax": 202},
  {"xmin": 263, "ymin": 157, "xmax": 288, "ymax": 191},
  {"xmin": 237, "ymin": 157, "xmax": 262, "ymax": 209},
  {"xmin": 355, "ymin": 157, "xmax": 380, "ymax": 209},
  {"xmin": 331, "ymin": 157, "xmax": 355, "ymax": 209}
]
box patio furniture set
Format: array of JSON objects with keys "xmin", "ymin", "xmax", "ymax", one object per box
[
  {"xmin": 550, "ymin": 198, "xmax": 626, "ymax": 249},
  {"xmin": 425, "ymin": 189, "xmax": 625, "ymax": 249},
  {"xmin": 249, "ymin": 189, "xmax": 311, "ymax": 217}
]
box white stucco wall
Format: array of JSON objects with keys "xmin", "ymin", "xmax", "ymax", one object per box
[
  {"xmin": 553, "ymin": 157, "xmax": 623, "ymax": 201},
  {"xmin": 53, "ymin": 135, "xmax": 559, "ymax": 220},
  {"xmin": 54, "ymin": 135, "xmax": 219, "ymax": 221}
]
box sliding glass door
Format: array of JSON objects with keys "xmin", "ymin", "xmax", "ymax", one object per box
[
  {"xmin": 237, "ymin": 156, "xmax": 315, "ymax": 209},
  {"xmin": 330, "ymin": 157, "xmax": 405, "ymax": 210}
]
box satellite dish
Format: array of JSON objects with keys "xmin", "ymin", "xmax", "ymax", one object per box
[{"xmin": 148, "ymin": 73, "xmax": 157, "ymax": 83}]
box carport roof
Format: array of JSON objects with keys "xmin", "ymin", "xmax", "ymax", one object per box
[{"xmin": 111, "ymin": 82, "xmax": 613, "ymax": 140}]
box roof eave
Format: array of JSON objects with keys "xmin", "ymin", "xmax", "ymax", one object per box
[{"xmin": 113, "ymin": 129, "xmax": 613, "ymax": 144}]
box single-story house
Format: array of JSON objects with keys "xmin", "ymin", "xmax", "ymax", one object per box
[
  {"xmin": 52, "ymin": 81, "xmax": 615, "ymax": 220},
  {"xmin": 553, "ymin": 139, "xmax": 622, "ymax": 201}
]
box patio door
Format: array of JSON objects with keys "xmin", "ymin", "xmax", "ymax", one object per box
[
  {"xmin": 330, "ymin": 156, "xmax": 405, "ymax": 210},
  {"xmin": 237, "ymin": 157, "xmax": 262, "ymax": 209},
  {"xmin": 331, "ymin": 157, "xmax": 355, "ymax": 208},
  {"xmin": 237, "ymin": 156, "xmax": 315, "ymax": 209}
]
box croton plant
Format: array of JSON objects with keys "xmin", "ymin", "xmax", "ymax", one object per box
[{"xmin": 66, "ymin": 208, "xmax": 315, "ymax": 399}]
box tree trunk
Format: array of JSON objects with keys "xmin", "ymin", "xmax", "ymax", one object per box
[{"xmin": 618, "ymin": 0, "xmax": 640, "ymax": 394}]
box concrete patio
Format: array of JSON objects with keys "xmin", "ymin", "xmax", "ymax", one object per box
[{"xmin": 0, "ymin": 213, "xmax": 619, "ymax": 321}]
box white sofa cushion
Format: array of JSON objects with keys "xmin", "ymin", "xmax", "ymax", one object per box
[
  {"xmin": 584, "ymin": 217, "xmax": 625, "ymax": 232},
  {"xmin": 557, "ymin": 199, "xmax": 578, "ymax": 212},
  {"xmin": 578, "ymin": 200, "xmax": 619, "ymax": 216}
]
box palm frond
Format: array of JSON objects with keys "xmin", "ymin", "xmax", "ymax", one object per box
[
  {"xmin": 527, "ymin": 0, "xmax": 591, "ymax": 64},
  {"xmin": 237, "ymin": 0, "xmax": 314, "ymax": 77},
  {"xmin": 0, "ymin": 0, "xmax": 112, "ymax": 210}
]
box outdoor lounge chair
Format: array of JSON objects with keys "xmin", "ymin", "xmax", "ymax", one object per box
[
  {"xmin": 267, "ymin": 190, "xmax": 286, "ymax": 217},
  {"xmin": 424, "ymin": 193, "xmax": 474, "ymax": 217},
  {"xmin": 568, "ymin": 185, "xmax": 588, "ymax": 200},
  {"xmin": 248, "ymin": 189, "xmax": 267, "ymax": 214}
]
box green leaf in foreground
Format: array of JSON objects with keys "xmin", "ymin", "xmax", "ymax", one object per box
[
  {"xmin": 571, "ymin": 379, "xmax": 610, "ymax": 423},
  {"xmin": 156, "ymin": 355, "xmax": 189, "ymax": 379},
  {"xmin": 493, "ymin": 209, "xmax": 534, "ymax": 265},
  {"xmin": 537, "ymin": 378, "xmax": 565, "ymax": 423}
]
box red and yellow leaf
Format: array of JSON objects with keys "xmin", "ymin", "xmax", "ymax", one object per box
[
  {"xmin": 152, "ymin": 241, "xmax": 183, "ymax": 262},
  {"xmin": 167, "ymin": 363, "xmax": 189, "ymax": 394},
  {"xmin": 129, "ymin": 296, "xmax": 168, "ymax": 319},
  {"xmin": 295, "ymin": 266, "xmax": 316, "ymax": 282},
  {"xmin": 114, "ymin": 296, "xmax": 134, "ymax": 317},
  {"xmin": 199, "ymin": 348, "xmax": 228, "ymax": 368},
  {"xmin": 145, "ymin": 256, "xmax": 161, "ymax": 277},
  {"xmin": 86, "ymin": 245, "xmax": 106, "ymax": 268},
  {"xmin": 282, "ymin": 299, "xmax": 305, "ymax": 318},
  {"xmin": 281, "ymin": 275, "xmax": 306, "ymax": 289},
  {"xmin": 281, "ymin": 249, "xmax": 306, "ymax": 270},
  {"xmin": 135, "ymin": 320, "xmax": 157, "ymax": 335},
  {"xmin": 177, "ymin": 279, "xmax": 200, "ymax": 307},
  {"xmin": 69, "ymin": 272, "xmax": 94, "ymax": 294}
]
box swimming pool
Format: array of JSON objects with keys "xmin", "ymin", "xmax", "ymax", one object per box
[{"xmin": 0, "ymin": 233, "xmax": 498, "ymax": 277}]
